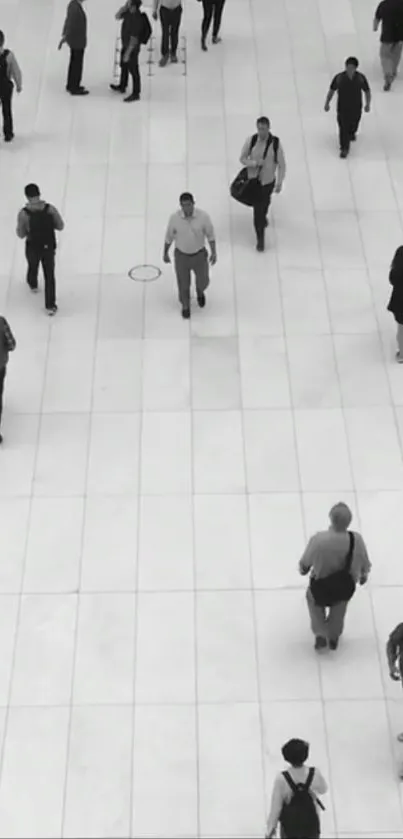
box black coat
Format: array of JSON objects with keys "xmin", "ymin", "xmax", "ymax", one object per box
[{"xmin": 387, "ymin": 246, "xmax": 403, "ymax": 323}]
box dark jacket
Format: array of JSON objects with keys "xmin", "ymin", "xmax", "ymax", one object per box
[
  {"xmin": 387, "ymin": 245, "xmax": 403, "ymax": 321},
  {"xmin": 387, "ymin": 622, "xmax": 403, "ymax": 678},
  {"xmin": 62, "ymin": 0, "xmax": 87, "ymax": 50},
  {"xmin": 0, "ymin": 316, "xmax": 16, "ymax": 370}
]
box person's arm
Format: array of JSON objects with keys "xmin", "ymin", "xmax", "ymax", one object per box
[
  {"xmin": 1, "ymin": 318, "xmax": 16, "ymax": 353},
  {"xmin": 60, "ymin": 0, "xmax": 75, "ymax": 45},
  {"xmin": 116, "ymin": 1, "xmax": 130, "ymax": 20},
  {"xmin": 299, "ymin": 536, "xmax": 316, "ymax": 576},
  {"xmin": 163, "ymin": 216, "xmax": 175, "ymax": 262},
  {"xmin": 373, "ymin": 3, "xmax": 382, "ymax": 31},
  {"xmin": 354, "ymin": 534, "xmax": 372, "ymax": 585},
  {"xmin": 49, "ymin": 206, "xmax": 65, "ymax": 232},
  {"xmin": 275, "ymin": 142, "xmax": 286, "ymax": 192},
  {"xmin": 16, "ymin": 209, "xmax": 29, "ymax": 240},
  {"xmin": 7, "ymin": 52, "xmax": 22, "ymax": 92},
  {"xmin": 363, "ymin": 77, "xmax": 371, "ymax": 111},
  {"xmin": 265, "ymin": 775, "xmax": 285, "ymax": 839},
  {"xmin": 240, "ymin": 136, "xmax": 259, "ymax": 169},
  {"xmin": 203, "ymin": 214, "xmax": 217, "ymax": 264},
  {"xmin": 325, "ymin": 76, "xmax": 338, "ymax": 110},
  {"xmin": 312, "ymin": 768, "xmax": 328, "ymax": 796}
]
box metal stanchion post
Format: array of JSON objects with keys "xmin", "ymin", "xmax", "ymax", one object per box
[{"xmin": 180, "ymin": 35, "xmax": 187, "ymax": 76}]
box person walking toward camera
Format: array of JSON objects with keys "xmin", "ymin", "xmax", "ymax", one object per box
[
  {"xmin": 238, "ymin": 116, "xmax": 286, "ymax": 252},
  {"xmin": 59, "ymin": 0, "xmax": 89, "ymax": 95},
  {"xmin": 324, "ymin": 57, "xmax": 371, "ymax": 158},
  {"xmin": 299, "ymin": 502, "xmax": 371, "ymax": 651},
  {"xmin": 387, "ymin": 244, "xmax": 403, "ymax": 362},
  {"xmin": 163, "ymin": 192, "xmax": 217, "ymax": 319},
  {"xmin": 152, "ymin": 0, "xmax": 182, "ymax": 67},
  {"xmin": 16, "ymin": 184, "xmax": 64, "ymax": 316},
  {"xmin": 0, "ymin": 315, "xmax": 16, "ymax": 445},
  {"xmin": 265, "ymin": 739, "xmax": 327, "ymax": 839},
  {"xmin": 0, "ymin": 30, "xmax": 22, "ymax": 143},
  {"xmin": 373, "ymin": 0, "xmax": 403, "ymax": 90}
]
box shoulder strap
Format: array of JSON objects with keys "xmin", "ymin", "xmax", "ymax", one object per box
[
  {"xmin": 249, "ymin": 133, "xmax": 258, "ymax": 152},
  {"xmin": 304, "ymin": 767, "xmax": 315, "ymax": 790},
  {"xmin": 272, "ymin": 135, "xmax": 279, "ymax": 164},
  {"xmin": 344, "ymin": 532, "xmax": 355, "ymax": 573},
  {"xmin": 282, "ymin": 771, "xmax": 298, "ymax": 794}
]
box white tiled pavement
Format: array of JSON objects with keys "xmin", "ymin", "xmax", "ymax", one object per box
[{"xmin": 0, "ymin": 0, "xmax": 403, "ymax": 836}]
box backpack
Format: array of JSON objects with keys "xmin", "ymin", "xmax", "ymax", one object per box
[
  {"xmin": 250, "ymin": 132, "xmax": 279, "ymax": 165},
  {"xmin": 140, "ymin": 12, "xmax": 152, "ymax": 45},
  {"xmin": 309, "ymin": 532, "xmax": 356, "ymax": 608},
  {"xmin": 0, "ymin": 50, "xmax": 11, "ymax": 93},
  {"xmin": 25, "ymin": 205, "xmax": 56, "ymax": 251},
  {"xmin": 280, "ymin": 768, "xmax": 322, "ymax": 839}
]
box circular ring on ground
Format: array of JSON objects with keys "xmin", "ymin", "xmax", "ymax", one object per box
[{"xmin": 128, "ymin": 264, "xmax": 162, "ymax": 282}]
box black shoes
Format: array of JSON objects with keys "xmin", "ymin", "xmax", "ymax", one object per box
[
  {"xmin": 170, "ymin": 53, "xmax": 178, "ymax": 63},
  {"xmin": 212, "ymin": 36, "xmax": 222, "ymax": 44},
  {"xmin": 47, "ymin": 305, "xmax": 58, "ymax": 317},
  {"xmin": 69, "ymin": 88, "xmax": 89, "ymax": 96},
  {"xmin": 384, "ymin": 79, "xmax": 392, "ymax": 91},
  {"xmin": 124, "ymin": 94, "xmax": 140, "ymax": 102},
  {"xmin": 329, "ymin": 639, "xmax": 339, "ymax": 651},
  {"xmin": 197, "ymin": 292, "xmax": 206, "ymax": 308},
  {"xmin": 201, "ymin": 39, "xmax": 207, "ymax": 51},
  {"xmin": 340, "ymin": 148, "xmax": 348, "ymax": 158},
  {"xmin": 256, "ymin": 235, "xmax": 265, "ymax": 252},
  {"xmin": 181, "ymin": 307, "xmax": 190, "ymax": 319},
  {"xmin": 4, "ymin": 133, "xmax": 14, "ymax": 142},
  {"xmin": 314, "ymin": 636, "xmax": 327, "ymax": 651},
  {"xmin": 159, "ymin": 55, "xmax": 169, "ymax": 67},
  {"xmin": 110, "ymin": 83, "xmax": 126, "ymax": 92},
  {"xmin": 0, "ymin": 433, "xmax": 3, "ymax": 444}
]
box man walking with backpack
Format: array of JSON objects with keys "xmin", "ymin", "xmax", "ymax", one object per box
[
  {"xmin": 121, "ymin": 0, "xmax": 152, "ymax": 102},
  {"xmin": 265, "ymin": 739, "xmax": 327, "ymax": 839},
  {"xmin": 0, "ymin": 30, "xmax": 22, "ymax": 142},
  {"xmin": 0, "ymin": 314, "xmax": 16, "ymax": 445},
  {"xmin": 299, "ymin": 502, "xmax": 371, "ymax": 651},
  {"xmin": 238, "ymin": 116, "xmax": 286, "ymax": 252},
  {"xmin": 16, "ymin": 184, "xmax": 65, "ymax": 316}
]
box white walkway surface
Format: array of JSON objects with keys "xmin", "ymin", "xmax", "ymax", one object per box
[{"xmin": 0, "ymin": 0, "xmax": 403, "ymax": 836}]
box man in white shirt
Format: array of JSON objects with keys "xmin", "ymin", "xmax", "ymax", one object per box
[
  {"xmin": 239, "ymin": 116, "xmax": 286, "ymax": 252},
  {"xmin": 163, "ymin": 192, "xmax": 217, "ymax": 319},
  {"xmin": 152, "ymin": 0, "xmax": 182, "ymax": 67}
]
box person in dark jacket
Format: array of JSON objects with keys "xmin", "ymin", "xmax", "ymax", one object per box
[
  {"xmin": 0, "ymin": 30, "xmax": 22, "ymax": 143},
  {"xmin": 121, "ymin": 0, "xmax": 146, "ymax": 102},
  {"xmin": 59, "ymin": 0, "xmax": 88, "ymax": 95},
  {"xmin": 111, "ymin": 0, "xmax": 136, "ymax": 93},
  {"xmin": 324, "ymin": 57, "xmax": 371, "ymax": 158},
  {"xmin": 16, "ymin": 184, "xmax": 65, "ymax": 316},
  {"xmin": 0, "ymin": 315, "xmax": 16, "ymax": 445},
  {"xmin": 387, "ymin": 246, "xmax": 403, "ymax": 362}
]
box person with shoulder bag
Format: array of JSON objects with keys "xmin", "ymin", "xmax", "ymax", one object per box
[
  {"xmin": 265, "ymin": 739, "xmax": 327, "ymax": 839},
  {"xmin": 299, "ymin": 501, "xmax": 371, "ymax": 651},
  {"xmin": 233, "ymin": 116, "xmax": 286, "ymax": 252}
]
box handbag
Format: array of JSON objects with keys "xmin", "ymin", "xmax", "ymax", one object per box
[
  {"xmin": 309, "ymin": 532, "xmax": 356, "ymax": 608},
  {"xmin": 230, "ymin": 134, "xmax": 274, "ymax": 207}
]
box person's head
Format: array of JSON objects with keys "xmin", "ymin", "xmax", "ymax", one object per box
[
  {"xmin": 345, "ymin": 56, "xmax": 359, "ymax": 78},
  {"xmin": 129, "ymin": 0, "xmax": 141, "ymax": 9},
  {"xmin": 0, "ymin": 31, "xmax": 5, "ymax": 51},
  {"xmin": 282, "ymin": 739, "xmax": 310, "ymax": 768},
  {"xmin": 329, "ymin": 501, "xmax": 353, "ymax": 532},
  {"xmin": 256, "ymin": 116, "xmax": 271, "ymax": 141},
  {"xmin": 24, "ymin": 183, "xmax": 41, "ymax": 204},
  {"xmin": 179, "ymin": 192, "xmax": 195, "ymax": 217}
]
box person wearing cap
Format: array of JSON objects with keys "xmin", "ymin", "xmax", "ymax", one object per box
[
  {"xmin": 163, "ymin": 192, "xmax": 217, "ymax": 319},
  {"xmin": 0, "ymin": 315, "xmax": 16, "ymax": 445},
  {"xmin": 152, "ymin": 0, "xmax": 183, "ymax": 67},
  {"xmin": 299, "ymin": 502, "xmax": 371, "ymax": 651}
]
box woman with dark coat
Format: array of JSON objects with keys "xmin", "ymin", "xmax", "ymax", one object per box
[{"xmin": 387, "ymin": 246, "xmax": 403, "ymax": 363}]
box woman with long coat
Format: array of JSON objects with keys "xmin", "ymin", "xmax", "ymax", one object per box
[{"xmin": 387, "ymin": 245, "xmax": 403, "ymax": 363}]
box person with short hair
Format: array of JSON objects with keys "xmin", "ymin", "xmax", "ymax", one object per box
[
  {"xmin": 0, "ymin": 30, "xmax": 22, "ymax": 143},
  {"xmin": 265, "ymin": 739, "xmax": 327, "ymax": 839},
  {"xmin": 324, "ymin": 57, "xmax": 371, "ymax": 158},
  {"xmin": 0, "ymin": 315, "xmax": 16, "ymax": 445},
  {"xmin": 163, "ymin": 192, "xmax": 217, "ymax": 319},
  {"xmin": 16, "ymin": 184, "xmax": 65, "ymax": 316},
  {"xmin": 152, "ymin": 0, "xmax": 183, "ymax": 67},
  {"xmin": 239, "ymin": 116, "xmax": 286, "ymax": 252},
  {"xmin": 59, "ymin": 0, "xmax": 89, "ymax": 95},
  {"xmin": 299, "ymin": 502, "xmax": 371, "ymax": 651},
  {"xmin": 374, "ymin": 0, "xmax": 403, "ymax": 90},
  {"xmin": 387, "ymin": 623, "xmax": 403, "ymax": 747}
]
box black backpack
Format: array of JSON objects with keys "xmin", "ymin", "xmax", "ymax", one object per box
[
  {"xmin": 0, "ymin": 50, "xmax": 11, "ymax": 93},
  {"xmin": 250, "ymin": 132, "xmax": 279, "ymax": 164},
  {"xmin": 25, "ymin": 205, "xmax": 56, "ymax": 251},
  {"xmin": 309, "ymin": 532, "xmax": 356, "ymax": 608},
  {"xmin": 280, "ymin": 768, "xmax": 323, "ymax": 839},
  {"xmin": 140, "ymin": 12, "xmax": 152, "ymax": 44}
]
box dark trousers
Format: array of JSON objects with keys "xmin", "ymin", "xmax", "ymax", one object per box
[
  {"xmin": 337, "ymin": 108, "xmax": 361, "ymax": 153},
  {"xmin": 0, "ymin": 366, "xmax": 6, "ymax": 426},
  {"xmin": 67, "ymin": 48, "xmax": 85, "ymax": 92},
  {"xmin": 201, "ymin": 0, "xmax": 226, "ymax": 40},
  {"xmin": 128, "ymin": 48, "xmax": 141, "ymax": 97},
  {"xmin": 160, "ymin": 5, "xmax": 182, "ymax": 57},
  {"xmin": 253, "ymin": 181, "xmax": 275, "ymax": 238},
  {"xmin": 26, "ymin": 243, "xmax": 56, "ymax": 310},
  {"xmin": 118, "ymin": 55, "xmax": 129, "ymax": 91},
  {"xmin": 174, "ymin": 248, "xmax": 210, "ymax": 308},
  {"xmin": 0, "ymin": 83, "xmax": 13, "ymax": 139}
]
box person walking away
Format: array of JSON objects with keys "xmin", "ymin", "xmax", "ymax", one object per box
[
  {"xmin": 239, "ymin": 116, "xmax": 286, "ymax": 252},
  {"xmin": 374, "ymin": 0, "xmax": 403, "ymax": 90},
  {"xmin": 59, "ymin": 0, "xmax": 88, "ymax": 95},
  {"xmin": 324, "ymin": 57, "xmax": 371, "ymax": 158},
  {"xmin": 16, "ymin": 184, "xmax": 64, "ymax": 316},
  {"xmin": 265, "ymin": 739, "xmax": 327, "ymax": 839},
  {"xmin": 299, "ymin": 501, "xmax": 371, "ymax": 651},
  {"xmin": 387, "ymin": 245, "xmax": 403, "ymax": 362},
  {"xmin": 197, "ymin": 0, "xmax": 226, "ymax": 51},
  {"xmin": 0, "ymin": 31, "xmax": 22, "ymax": 143},
  {"xmin": 164, "ymin": 192, "xmax": 217, "ymax": 319},
  {"xmin": 121, "ymin": 0, "xmax": 152, "ymax": 102},
  {"xmin": 152, "ymin": 0, "xmax": 182, "ymax": 66},
  {"xmin": 387, "ymin": 624, "xmax": 403, "ymax": 755},
  {"xmin": 0, "ymin": 315, "xmax": 16, "ymax": 445}
]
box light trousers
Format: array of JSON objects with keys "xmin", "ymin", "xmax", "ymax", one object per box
[
  {"xmin": 380, "ymin": 42, "xmax": 403, "ymax": 82},
  {"xmin": 306, "ymin": 588, "xmax": 348, "ymax": 642}
]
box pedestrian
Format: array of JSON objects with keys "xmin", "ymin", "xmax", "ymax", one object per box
[
  {"xmin": 16, "ymin": 184, "xmax": 64, "ymax": 316},
  {"xmin": 324, "ymin": 56, "xmax": 371, "ymax": 158},
  {"xmin": 265, "ymin": 739, "xmax": 327, "ymax": 839},
  {"xmin": 121, "ymin": 0, "xmax": 152, "ymax": 103},
  {"xmin": 163, "ymin": 192, "xmax": 217, "ymax": 319},
  {"xmin": 373, "ymin": 0, "xmax": 403, "ymax": 90},
  {"xmin": 238, "ymin": 116, "xmax": 286, "ymax": 252},
  {"xmin": 0, "ymin": 315, "xmax": 16, "ymax": 445},
  {"xmin": 0, "ymin": 30, "xmax": 22, "ymax": 143},
  {"xmin": 152, "ymin": 0, "xmax": 183, "ymax": 67},
  {"xmin": 299, "ymin": 502, "xmax": 371, "ymax": 651},
  {"xmin": 387, "ymin": 624, "xmax": 403, "ymax": 747},
  {"xmin": 387, "ymin": 245, "xmax": 403, "ymax": 363},
  {"xmin": 59, "ymin": 0, "xmax": 89, "ymax": 95},
  {"xmin": 197, "ymin": 0, "xmax": 226, "ymax": 51}
]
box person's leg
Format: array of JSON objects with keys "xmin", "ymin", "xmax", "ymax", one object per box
[
  {"xmin": 68, "ymin": 48, "xmax": 84, "ymax": 91},
  {"xmin": 392, "ymin": 41, "xmax": 403, "ymax": 77},
  {"xmin": 120, "ymin": 55, "xmax": 129, "ymax": 91},
  {"xmin": 327, "ymin": 601, "xmax": 349, "ymax": 646},
  {"xmin": 160, "ymin": 6, "xmax": 170, "ymax": 61},
  {"xmin": 397, "ymin": 323, "xmax": 403, "ymax": 359},
  {"xmin": 42, "ymin": 250, "xmax": 57, "ymax": 311},
  {"xmin": 0, "ymin": 366, "xmax": 6, "ymax": 432},
  {"xmin": 212, "ymin": 0, "xmax": 226, "ymax": 39},
  {"xmin": 66, "ymin": 48, "xmax": 75, "ymax": 91},
  {"xmin": 0, "ymin": 86, "xmax": 13, "ymax": 139},
  {"xmin": 349, "ymin": 109, "xmax": 361, "ymax": 141},
  {"xmin": 25, "ymin": 243, "xmax": 41, "ymax": 291},
  {"xmin": 380, "ymin": 42, "xmax": 394, "ymax": 86},
  {"xmin": 337, "ymin": 112, "xmax": 350, "ymax": 155},
  {"xmin": 170, "ymin": 5, "xmax": 182, "ymax": 59},
  {"xmin": 201, "ymin": 0, "xmax": 214, "ymax": 47},
  {"xmin": 127, "ymin": 48, "xmax": 141, "ymax": 99},
  {"xmin": 253, "ymin": 183, "xmax": 274, "ymax": 249},
  {"xmin": 193, "ymin": 249, "xmax": 210, "ymax": 302},
  {"xmin": 174, "ymin": 249, "xmax": 192, "ymax": 312},
  {"xmin": 306, "ymin": 589, "xmax": 328, "ymax": 647}
]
